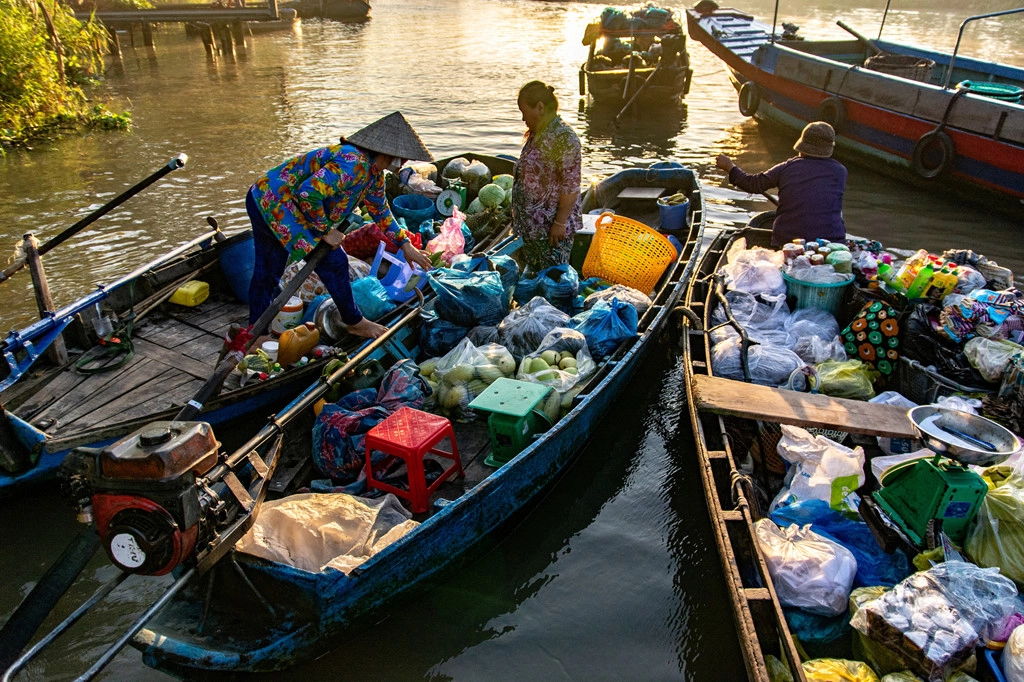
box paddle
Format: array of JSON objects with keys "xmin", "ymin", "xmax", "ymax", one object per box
[
  {"xmin": 0, "ymin": 154, "xmax": 188, "ymax": 284},
  {"xmin": 173, "ymin": 238, "xmax": 333, "ymax": 421},
  {"xmin": 614, "ymin": 62, "xmax": 664, "ymax": 125},
  {"xmin": 837, "ymin": 20, "xmax": 882, "ymax": 56}
]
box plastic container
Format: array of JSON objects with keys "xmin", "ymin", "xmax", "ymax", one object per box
[
  {"xmin": 781, "ymin": 271, "xmax": 854, "ymax": 315},
  {"xmin": 391, "ymin": 193, "xmax": 437, "ymax": 225},
  {"xmin": 169, "ymin": 280, "xmax": 209, "ymax": 307},
  {"xmin": 656, "ymin": 196, "xmax": 690, "ymax": 233},
  {"xmin": 261, "ymin": 340, "xmax": 279, "ymax": 363},
  {"xmin": 271, "ymin": 296, "xmax": 304, "ymax": 335},
  {"xmin": 582, "ymin": 212, "xmax": 676, "ymax": 294},
  {"xmin": 219, "ymin": 233, "xmax": 255, "ymax": 304},
  {"xmin": 277, "ymin": 322, "xmax": 319, "ymax": 367}
]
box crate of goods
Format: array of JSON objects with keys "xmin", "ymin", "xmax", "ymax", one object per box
[{"xmin": 894, "ymin": 356, "xmax": 995, "ymax": 405}]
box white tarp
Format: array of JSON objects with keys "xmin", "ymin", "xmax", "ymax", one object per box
[{"xmin": 235, "ymin": 492, "xmax": 418, "ymax": 574}]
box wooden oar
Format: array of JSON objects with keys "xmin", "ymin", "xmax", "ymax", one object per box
[
  {"xmin": 0, "ymin": 154, "xmax": 188, "ymax": 284},
  {"xmin": 837, "ymin": 20, "xmax": 882, "ymax": 56},
  {"xmin": 173, "ymin": 238, "xmax": 333, "ymax": 421},
  {"xmin": 615, "ymin": 62, "xmax": 664, "ymax": 125}
]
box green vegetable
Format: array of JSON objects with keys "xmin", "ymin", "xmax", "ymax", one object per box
[
  {"xmin": 467, "ymin": 197, "xmax": 486, "ymax": 214},
  {"xmin": 492, "ymin": 174, "xmax": 514, "ymax": 192},
  {"xmin": 477, "ymin": 183, "xmax": 505, "ymax": 209}
]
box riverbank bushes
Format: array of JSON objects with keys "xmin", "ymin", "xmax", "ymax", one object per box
[{"xmin": 0, "ymin": 0, "xmax": 130, "ymax": 151}]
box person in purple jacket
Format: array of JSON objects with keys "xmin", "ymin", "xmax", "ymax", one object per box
[{"xmin": 716, "ymin": 121, "xmax": 847, "ymax": 246}]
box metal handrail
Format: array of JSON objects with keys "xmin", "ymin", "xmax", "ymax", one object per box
[{"xmin": 942, "ymin": 8, "xmax": 1024, "ymax": 89}]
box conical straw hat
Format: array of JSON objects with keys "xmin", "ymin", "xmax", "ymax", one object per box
[{"xmin": 345, "ymin": 112, "xmax": 433, "ymax": 161}]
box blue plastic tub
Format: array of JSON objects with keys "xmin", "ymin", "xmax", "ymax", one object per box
[
  {"xmin": 657, "ymin": 196, "xmax": 689, "ymax": 233},
  {"xmin": 392, "ymin": 193, "xmax": 437, "ymax": 225},
  {"xmin": 219, "ymin": 233, "xmax": 255, "ymax": 304}
]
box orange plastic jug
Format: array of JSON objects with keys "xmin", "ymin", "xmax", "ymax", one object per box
[{"xmin": 277, "ymin": 322, "xmax": 320, "ymax": 367}]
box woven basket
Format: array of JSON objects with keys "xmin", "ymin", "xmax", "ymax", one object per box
[
  {"xmin": 582, "ymin": 212, "xmax": 676, "ymax": 294},
  {"xmin": 865, "ymin": 53, "xmax": 935, "ymax": 82}
]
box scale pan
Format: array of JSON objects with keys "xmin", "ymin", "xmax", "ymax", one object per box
[{"xmin": 908, "ymin": 405, "xmax": 1021, "ymax": 467}]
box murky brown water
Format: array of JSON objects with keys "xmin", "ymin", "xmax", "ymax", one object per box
[{"xmin": 0, "ymin": 0, "xmax": 1021, "ymax": 679}]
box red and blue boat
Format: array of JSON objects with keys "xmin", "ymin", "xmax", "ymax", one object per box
[{"xmin": 686, "ymin": 4, "xmax": 1024, "ymax": 216}]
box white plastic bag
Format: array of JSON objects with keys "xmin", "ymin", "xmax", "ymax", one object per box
[
  {"xmin": 754, "ymin": 518, "xmax": 858, "ymax": 616},
  {"xmin": 1004, "ymin": 624, "xmax": 1024, "ymax": 682},
  {"xmin": 869, "ymin": 391, "xmax": 922, "ymax": 455},
  {"xmin": 711, "ymin": 337, "xmax": 805, "ymax": 387},
  {"xmin": 770, "ymin": 425, "xmax": 865, "ymax": 514},
  {"xmin": 965, "ymin": 337, "xmax": 1024, "ymax": 383}
]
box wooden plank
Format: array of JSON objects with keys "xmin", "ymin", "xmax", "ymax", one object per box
[
  {"xmin": 131, "ymin": 336, "xmax": 216, "ymax": 380},
  {"xmin": 70, "ymin": 372, "xmax": 200, "ymax": 430},
  {"xmin": 12, "ymin": 368, "xmax": 91, "ymax": 421},
  {"xmin": 178, "ymin": 332, "xmax": 225, "ymax": 363},
  {"xmin": 692, "ymin": 374, "xmax": 916, "ymax": 438},
  {"xmin": 617, "ymin": 186, "xmax": 666, "ymax": 200},
  {"xmin": 47, "ymin": 360, "xmax": 173, "ymax": 435}
]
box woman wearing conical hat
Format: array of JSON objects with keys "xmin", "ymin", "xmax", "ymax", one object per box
[{"xmin": 246, "ymin": 112, "xmax": 433, "ymax": 338}]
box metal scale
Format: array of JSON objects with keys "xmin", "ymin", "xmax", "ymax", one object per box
[{"xmin": 861, "ymin": 405, "xmax": 1021, "ymax": 552}]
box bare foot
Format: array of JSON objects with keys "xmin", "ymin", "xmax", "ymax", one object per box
[{"xmin": 345, "ymin": 317, "xmax": 387, "ymax": 339}]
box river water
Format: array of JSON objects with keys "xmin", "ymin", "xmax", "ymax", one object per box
[{"xmin": 0, "ymin": 0, "xmax": 1021, "ymax": 679}]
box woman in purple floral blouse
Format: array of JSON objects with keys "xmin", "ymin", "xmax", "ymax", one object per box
[
  {"xmin": 247, "ymin": 112, "xmax": 433, "ymax": 339},
  {"xmin": 510, "ymin": 81, "xmax": 583, "ymax": 274}
]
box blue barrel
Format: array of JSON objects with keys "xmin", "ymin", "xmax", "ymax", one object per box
[
  {"xmin": 657, "ymin": 197, "xmax": 690, "ymax": 233},
  {"xmin": 219, "ymin": 233, "xmax": 255, "ymax": 304}
]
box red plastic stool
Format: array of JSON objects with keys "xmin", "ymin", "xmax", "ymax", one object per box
[{"xmin": 364, "ymin": 407, "xmax": 463, "ymax": 513}]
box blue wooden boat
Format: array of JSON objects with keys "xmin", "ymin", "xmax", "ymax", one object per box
[
  {"xmin": 686, "ymin": 4, "xmax": 1024, "ymax": 215},
  {"xmin": 128, "ymin": 163, "xmax": 705, "ymax": 675},
  {"xmin": 0, "ymin": 153, "xmax": 513, "ymax": 496}
]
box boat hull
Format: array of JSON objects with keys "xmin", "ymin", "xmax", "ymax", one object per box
[{"xmin": 686, "ymin": 8, "xmax": 1024, "ymax": 216}]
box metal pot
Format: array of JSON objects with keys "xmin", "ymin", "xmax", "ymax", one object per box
[
  {"xmin": 313, "ymin": 298, "xmax": 345, "ymax": 342},
  {"xmin": 908, "ymin": 405, "xmax": 1021, "ymax": 467}
]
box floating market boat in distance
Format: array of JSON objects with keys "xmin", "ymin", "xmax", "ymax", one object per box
[
  {"xmin": 98, "ymin": 162, "xmax": 703, "ymax": 676},
  {"xmin": 0, "ymin": 153, "xmax": 513, "ymax": 496},
  {"xmin": 685, "ymin": 3, "xmax": 1024, "ymax": 216},
  {"xmin": 580, "ymin": 4, "xmax": 693, "ymax": 107},
  {"xmin": 679, "ymin": 222, "xmax": 1024, "ymax": 681}
]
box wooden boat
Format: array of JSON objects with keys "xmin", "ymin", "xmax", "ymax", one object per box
[
  {"xmin": 685, "ymin": 4, "xmax": 1024, "ymax": 216},
  {"xmin": 128, "ymin": 162, "xmax": 705, "ymax": 675},
  {"xmin": 0, "ymin": 153, "xmax": 513, "ymax": 496},
  {"xmin": 678, "ymin": 223, "xmax": 1021, "ymax": 680},
  {"xmin": 579, "ymin": 6, "xmax": 693, "ymax": 106},
  {"xmin": 247, "ymin": 8, "xmax": 299, "ymax": 34},
  {"xmin": 280, "ymin": 0, "xmax": 369, "ymax": 21}
]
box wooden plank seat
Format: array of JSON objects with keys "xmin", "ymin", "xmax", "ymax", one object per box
[
  {"xmin": 616, "ymin": 186, "xmax": 667, "ymax": 200},
  {"xmin": 691, "ymin": 374, "xmax": 917, "ymax": 439}
]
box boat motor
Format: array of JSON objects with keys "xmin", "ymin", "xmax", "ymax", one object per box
[{"xmin": 61, "ymin": 421, "xmax": 223, "ymax": 576}]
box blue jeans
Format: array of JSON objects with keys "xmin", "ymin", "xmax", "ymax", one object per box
[{"xmin": 246, "ymin": 188, "xmax": 362, "ymax": 327}]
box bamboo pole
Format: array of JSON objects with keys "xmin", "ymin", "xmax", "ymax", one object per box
[{"xmin": 23, "ymin": 234, "xmax": 68, "ymax": 367}]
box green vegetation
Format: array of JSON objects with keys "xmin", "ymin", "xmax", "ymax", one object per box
[{"xmin": 0, "ymin": 0, "xmax": 131, "ymax": 151}]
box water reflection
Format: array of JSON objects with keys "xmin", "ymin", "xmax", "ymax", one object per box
[{"xmin": 579, "ymin": 98, "xmax": 687, "ymax": 161}]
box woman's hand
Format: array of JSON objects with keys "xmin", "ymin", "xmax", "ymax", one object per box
[
  {"xmin": 548, "ymin": 220, "xmax": 567, "ymax": 246},
  {"xmin": 323, "ymin": 229, "xmax": 345, "ymax": 249},
  {"xmin": 715, "ymin": 155, "xmax": 736, "ymax": 173},
  {"xmin": 402, "ymin": 241, "xmax": 433, "ymax": 270}
]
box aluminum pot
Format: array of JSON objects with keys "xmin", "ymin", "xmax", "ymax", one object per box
[{"xmin": 908, "ymin": 405, "xmax": 1021, "ymax": 467}]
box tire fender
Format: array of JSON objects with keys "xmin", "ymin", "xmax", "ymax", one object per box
[
  {"xmin": 814, "ymin": 96, "xmax": 846, "ymax": 131},
  {"xmin": 911, "ymin": 130, "xmax": 955, "ymax": 179},
  {"xmin": 738, "ymin": 81, "xmax": 760, "ymax": 117}
]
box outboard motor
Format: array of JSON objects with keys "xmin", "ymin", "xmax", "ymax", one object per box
[{"xmin": 61, "ymin": 421, "xmax": 221, "ymax": 576}]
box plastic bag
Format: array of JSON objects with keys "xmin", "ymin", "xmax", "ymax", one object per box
[
  {"xmin": 514, "ymin": 263, "xmax": 580, "ymax": 314},
  {"xmin": 280, "ymin": 260, "xmax": 327, "ymax": 302},
  {"xmin": 815, "ymin": 359, "xmax": 880, "ymax": 401},
  {"xmin": 771, "ymin": 499, "xmax": 911, "ymax": 588},
  {"xmin": 784, "ymin": 606, "xmax": 851, "ymax": 654},
  {"xmin": 497, "ymin": 297, "xmax": 570, "ymax": 361},
  {"xmin": 802, "ymin": 659, "xmax": 880, "ymax": 682},
  {"xmin": 1004, "ymin": 624, "xmax": 1024, "ymax": 682},
  {"xmin": 426, "ymin": 208, "xmax": 467, "ymax": 266},
  {"xmin": 517, "ymin": 328, "xmax": 596, "ymax": 417},
  {"xmin": 420, "ymin": 316, "xmax": 470, "ymax": 358},
  {"xmin": 965, "ymin": 336, "xmax": 1023, "ymax": 383},
  {"xmin": 869, "ymin": 392, "xmax": 922, "ymax": 455},
  {"xmin": 461, "ymin": 159, "xmax": 491, "ymax": 196},
  {"xmin": 467, "ymin": 325, "xmax": 499, "ymax": 347},
  {"xmin": 452, "ymin": 254, "xmax": 519, "ymax": 307},
  {"xmin": 771, "ymin": 425, "xmax": 865, "ymax": 514},
  {"xmin": 584, "ymin": 284, "xmax": 652, "ymax": 316},
  {"xmin": 568, "ymin": 298, "xmax": 638, "ymax": 361},
  {"xmin": 711, "ymin": 336, "xmax": 805, "ymax": 386},
  {"xmin": 424, "ymin": 338, "xmax": 516, "ymax": 421},
  {"xmin": 441, "ymin": 157, "xmax": 469, "ymax": 181},
  {"xmin": 711, "ymin": 289, "xmax": 790, "ymax": 331},
  {"xmin": 344, "ymin": 222, "xmax": 399, "ymax": 261},
  {"xmin": 428, "ymin": 267, "xmax": 508, "ymax": 327},
  {"xmin": 754, "ymin": 518, "xmax": 858, "ymax": 616},
  {"xmin": 794, "ymin": 335, "xmax": 849, "ymax": 365},
  {"xmin": 965, "ymin": 466, "xmax": 1024, "ymax": 585},
  {"xmin": 787, "ymin": 306, "xmax": 840, "ymax": 340},
  {"xmin": 766, "ymin": 655, "xmax": 796, "ymax": 682},
  {"xmin": 720, "ymin": 244, "xmax": 786, "ymax": 296},
  {"xmin": 351, "ymin": 276, "xmax": 396, "ymax": 321}
]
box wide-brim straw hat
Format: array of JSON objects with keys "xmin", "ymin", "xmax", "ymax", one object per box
[
  {"xmin": 345, "ymin": 111, "xmax": 433, "ymax": 161},
  {"xmin": 793, "ymin": 121, "xmax": 836, "ymax": 158}
]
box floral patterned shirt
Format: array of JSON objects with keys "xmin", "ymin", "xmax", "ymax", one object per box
[
  {"xmin": 251, "ymin": 144, "xmax": 408, "ymax": 261},
  {"xmin": 511, "ymin": 116, "xmax": 582, "ymax": 271}
]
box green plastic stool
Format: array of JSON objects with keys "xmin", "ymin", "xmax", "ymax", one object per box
[{"xmin": 468, "ymin": 378, "xmax": 553, "ymax": 467}]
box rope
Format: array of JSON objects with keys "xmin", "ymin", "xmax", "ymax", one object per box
[
  {"xmin": 75, "ymin": 313, "xmax": 135, "ymax": 374},
  {"xmin": 7, "ymin": 236, "xmax": 33, "ymax": 268}
]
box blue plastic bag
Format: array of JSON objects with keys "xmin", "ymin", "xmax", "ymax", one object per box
[
  {"xmin": 351, "ymin": 276, "xmax": 396, "ymax": 321},
  {"xmin": 514, "ymin": 263, "xmax": 579, "ymax": 314},
  {"xmin": 428, "ymin": 267, "xmax": 508, "ymax": 327},
  {"xmin": 460, "ymin": 224, "xmax": 476, "ymax": 254},
  {"xmin": 568, "ymin": 298, "xmax": 638, "ymax": 361},
  {"xmin": 453, "ymin": 254, "xmax": 519, "ymax": 307},
  {"xmin": 770, "ymin": 499, "xmax": 911, "ymax": 588},
  {"xmin": 420, "ymin": 315, "xmax": 470, "ymax": 357}
]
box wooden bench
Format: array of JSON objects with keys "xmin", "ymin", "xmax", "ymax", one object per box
[{"xmin": 616, "ymin": 186, "xmax": 666, "ymax": 201}]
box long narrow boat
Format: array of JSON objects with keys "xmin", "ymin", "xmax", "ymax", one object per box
[
  {"xmin": 685, "ymin": 4, "xmax": 1024, "ymax": 216},
  {"xmin": 122, "ymin": 163, "xmax": 705, "ymax": 675},
  {"xmin": 0, "ymin": 153, "xmax": 513, "ymax": 495}
]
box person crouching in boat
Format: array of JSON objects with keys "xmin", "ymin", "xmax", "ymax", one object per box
[
  {"xmin": 511, "ymin": 81, "xmax": 583, "ymax": 274},
  {"xmin": 246, "ymin": 112, "xmax": 434, "ymax": 339},
  {"xmin": 716, "ymin": 121, "xmax": 847, "ymax": 247}
]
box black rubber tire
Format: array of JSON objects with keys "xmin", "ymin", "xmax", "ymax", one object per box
[
  {"xmin": 738, "ymin": 81, "xmax": 760, "ymax": 117},
  {"xmin": 814, "ymin": 96, "xmax": 846, "ymax": 131},
  {"xmin": 911, "ymin": 130, "xmax": 955, "ymax": 179},
  {"xmin": 747, "ymin": 210, "xmax": 776, "ymax": 229}
]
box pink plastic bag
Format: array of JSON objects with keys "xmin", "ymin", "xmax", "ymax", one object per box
[{"xmin": 426, "ymin": 208, "xmax": 466, "ymax": 266}]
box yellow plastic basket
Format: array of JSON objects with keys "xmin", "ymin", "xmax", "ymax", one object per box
[{"xmin": 581, "ymin": 212, "xmax": 676, "ymax": 294}]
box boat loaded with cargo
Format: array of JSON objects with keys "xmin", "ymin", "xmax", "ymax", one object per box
[
  {"xmin": 679, "ymin": 219, "xmax": 1024, "ymax": 681},
  {"xmin": 686, "ymin": 3, "xmax": 1024, "ymax": 216},
  {"xmin": 0, "ymin": 160, "xmax": 704, "ymax": 678}
]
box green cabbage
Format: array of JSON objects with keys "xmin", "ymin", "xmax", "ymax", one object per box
[
  {"xmin": 492, "ymin": 174, "xmax": 514, "ymax": 192},
  {"xmin": 467, "ymin": 197, "xmax": 486, "ymax": 214},
  {"xmin": 478, "ymin": 183, "xmax": 505, "ymax": 209}
]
